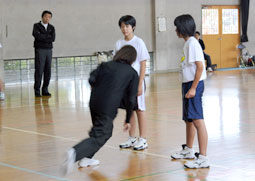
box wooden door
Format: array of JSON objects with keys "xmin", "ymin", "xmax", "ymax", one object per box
[{"xmin": 202, "ymin": 5, "xmax": 240, "ymax": 68}]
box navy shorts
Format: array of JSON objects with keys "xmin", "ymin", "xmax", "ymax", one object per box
[{"xmin": 182, "ymin": 80, "xmax": 204, "ymax": 122}]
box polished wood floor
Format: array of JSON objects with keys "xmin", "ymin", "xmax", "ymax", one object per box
[{"xmin": 0, "ymin": 69, "xmax": 255, "ymax": 181}]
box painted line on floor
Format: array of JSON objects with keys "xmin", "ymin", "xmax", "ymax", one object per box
[
  {"xmin": 1, "ymin": 126, "xmax": 236, "ymax": 170},
  {"xmin": 2, "ymin": 126, "xmax": 78, "ymax": 142},
  {"xmin": 0, "ymin": 101, "xmax": 90, "ymax": 111},
  {"xmin": 0, "ymin": 162, "xmax": 71, "ymax": 181},
  {"xmin": 120, "ymin": 167, "xmax": 222, "ymax": 181},
  {"xmin": 2, "ymin": 126, "xmax": 171, "ymax": 159},
  {"xmin": 120, "ymin": 169, "xmax": 179, "ymax": 181}
]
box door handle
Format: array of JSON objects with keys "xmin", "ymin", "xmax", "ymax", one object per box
[{"xmin": 218, "ymin": 38, "xmax": 222, "ymax": 40}]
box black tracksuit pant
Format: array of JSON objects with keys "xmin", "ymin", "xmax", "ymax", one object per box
[
  {"xmin": 73, "ymin": 109, "xmax": 114, "ymax": 161},
  {"xmin": 34, "ymin": 48, "xmax": 52, "ymax": 95}
]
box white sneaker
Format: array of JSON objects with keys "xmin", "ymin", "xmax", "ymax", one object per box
[
  {"xmin": 0, "ymin": 92, "xmax": 5, "ymax": 101},
  {"xmin": 171, "ymin": 144, "xmax": 195, "ymax": 159},
  {"xmin": 133, "ymin": 137, "xmax": 148, "ymax": 150},
  {"xmin": 78, "ymin": 158, "xmax": 100, "ymax": 168},
  {"xmin": 207, "ymin": 67, "xmax": 213, "ymax": 72},
  {"xmin": 119, "ymin": 136, "xmax": 137, "ymax": 148},
  {"xmin": 61, "ymin": 148, "xmax": 76, "ymax": 176},
  {"xmin": 184, "ymin": 153, "xmax": 210, "ymax": 168}
]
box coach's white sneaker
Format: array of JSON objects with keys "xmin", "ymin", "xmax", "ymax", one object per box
[
  {"xmin": 171, "ymin": 144, "xmax": 195, "ymax": 159},
  {"xmin": 184, "ymin": 153, "xmax": 210, "ymax": 169},
  {"xmin": 133, "ymin": 137, "xmax": 148, "ymax": 150},
  {"xmin": 61, "ymin": 148, "xmax": 76, "ymax": 176},
  {"xmin": 78, "ymin": 158, "xmax": 100, "ymax": 167},
  {"xmin": 119, "ymin": 136, "xmax": 137, "ymax": 148}
]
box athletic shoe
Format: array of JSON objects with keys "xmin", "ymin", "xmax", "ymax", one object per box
[
  {"xmin": 184, "ymin": 152, "xmax": 210, "ymax": 168},
  {"xmin": 78, "ymin": 158, "xmax": 100, "ymax": 168},
  {"xmin": 0, "ymin": 92, "xmax": 5, "ymax": 100},
  {"xmin": 207, "ymin": 67, "xmax": 213, "ymax": 72},
  {"xmin": 133, "ymin": 137, "xmax": 148, "ymax": 150},
  {"xmin": 119, "ymin": 136, "xmax": 137, "ymax": 148},
  {"xmin": 61, "ymin": 148, "xmax": 76, "ymax": 176},
  {"xmin": 171, "ymin": 144, "xmax": 195, "ymax": 159}
]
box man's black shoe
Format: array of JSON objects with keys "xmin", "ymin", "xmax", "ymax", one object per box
[
  {"xmin": 35, "ymin": 94, "xmax": 42, "ymax": 97},
  {"xmin": 42, "ymin": 92, "xmax": 51, "ymax": 96}
]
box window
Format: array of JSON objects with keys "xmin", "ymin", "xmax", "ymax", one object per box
[
  {"xmin": 202, "ymin": 9, "xmax": 219, "ymax": 35},
  {"xmin": 222, "ymin": 9, "xmax": 239, "ymax": 34}
]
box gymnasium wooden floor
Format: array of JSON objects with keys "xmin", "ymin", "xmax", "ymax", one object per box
[{"xmin": 0, "ymin": 69, "xmax": 255, "ymax": 181}]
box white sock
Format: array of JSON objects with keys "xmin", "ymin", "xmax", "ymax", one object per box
[
  {"xmin": 129, "ymin": 136, "xmax": 136, "ymax": 140},
  {"xmin": 199, "ymin": 154, "xmax": 207, "ymax": 159}
]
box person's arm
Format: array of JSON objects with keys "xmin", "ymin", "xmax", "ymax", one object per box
[
  {"xmin": 185, "ymin": 61, "xmax": 203, "ymax": 98},
  {"xmin": 137, "ymin": 40, "xmax": 150, "ymax": 96},
  {"xmin": 47, "ymin": 25, "xmax": 55, "ymax": 42},
  {"xmin": 199, "ymin": 39, "xmax": 205, "ymax": 50},
  {"xmin": 138, "ymin": 60, "xmax": 146, "ymax": 96},
  {"xmin": 32, "ymin": 24, "xmax": 55, "ymax": 43},
  {"xmin": 125, "ymin": 72, "xmax": 139, "ymax": 123},
  {"xmin": 32, "ymin": 24, "xmax": 48, "ymax": 41}
]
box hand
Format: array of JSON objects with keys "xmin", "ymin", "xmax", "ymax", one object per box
[
  {"xmin": 137, "ymin": 84, "xmax": 143, "ymax": 96},
  {"xmin": 123, "ymin": 123, "xmax": 131, "ymax": 132},
  {"xmin": 185, "ymin": 87, "xmax": 196, "ymax": 98}
]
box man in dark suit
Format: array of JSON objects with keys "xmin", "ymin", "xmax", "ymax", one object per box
[{"xmin": 32, "ymin": 10, "xmax": 55, "ymax": 97}]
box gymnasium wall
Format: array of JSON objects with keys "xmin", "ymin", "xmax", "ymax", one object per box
[
  {"xmin": 154, "ymin": 0, "xmax": 241, "ymax": 73},
  {"xmin": 1, "ymin": 0, "xmax": 254, "ymax": 73},
  {"xmin": 0, "ymin": 0, "xmax": 154, "ymax": 59}
]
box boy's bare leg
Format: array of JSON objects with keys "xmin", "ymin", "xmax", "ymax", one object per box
[
  {"xmin": 129, "ymin": 112, "xmax": 136, "ymax": 137},
  {"xmin": 136, "ymin": 110, "xmax": 146, "ymax": 138},
  {"xmin": 193, "ymin": 119, "xmax": 208, "ymax": 155},
  {"xmin": 186, "ymin": 121, "xmax": 196, "ymax": 148}
]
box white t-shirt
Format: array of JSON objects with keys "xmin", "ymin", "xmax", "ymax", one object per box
[
  {"xmin": 115, "ymin": 35, "xmax": 150, "ymax": 75},
  {"xmin": 180, "ymin": 36, "xmax": 207, "ymax": 83},
  {"xmin": 41, "ymin": 21, "xmax": 48, "ymax": 30},
  {"xmin": 115, "ymin": 35, "xmax": 150, "ymax": 111}
]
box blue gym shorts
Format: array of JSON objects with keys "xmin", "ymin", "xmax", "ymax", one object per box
[{"xmin": 182, "ymin": 80, "xmax": 204, "ymax": 122}]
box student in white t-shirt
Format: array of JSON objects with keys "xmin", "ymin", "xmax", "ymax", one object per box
[
  {"xmin": 170, "ymin": 14, "xmax": 209, "ymax": 169},
  {"xmin": 0, "ymin": 43, "xmax": 5, "ymax": 101},
  {"xmin": 115, "ymin": 15, "xmax": 150, "ymax": 150}
]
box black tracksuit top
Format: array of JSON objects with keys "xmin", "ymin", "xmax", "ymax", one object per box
[{"xmin": 89, "ymin": 61, "xmax": 139, "ymax": 123}]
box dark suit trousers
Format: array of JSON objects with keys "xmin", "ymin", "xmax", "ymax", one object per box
[
  {"xmin": 204, "ymin": 52, "xmax": 212, "ymax": 69},
  {"xmin": 34, "ymin": 48, "xmax": 52, "ymax": 95}
]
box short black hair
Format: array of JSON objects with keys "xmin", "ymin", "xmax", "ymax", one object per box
[
  {"xmin": 41, "ymin": 10, "xmax": 52, "ymax": 18},
  {"xmin": 113, "ymin": 45, "xmax": 137, "ymax": 65},
  {"xmin": 195, "ymin": 31, "xmax": 200, "ymax": 35},
  {"xmin": 118, "ymin": 15, "xmax": 136, "ymax": 29},
  {"xmin": 174, "ymin": 14, "xmax": 196, "ymax": 37}
]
